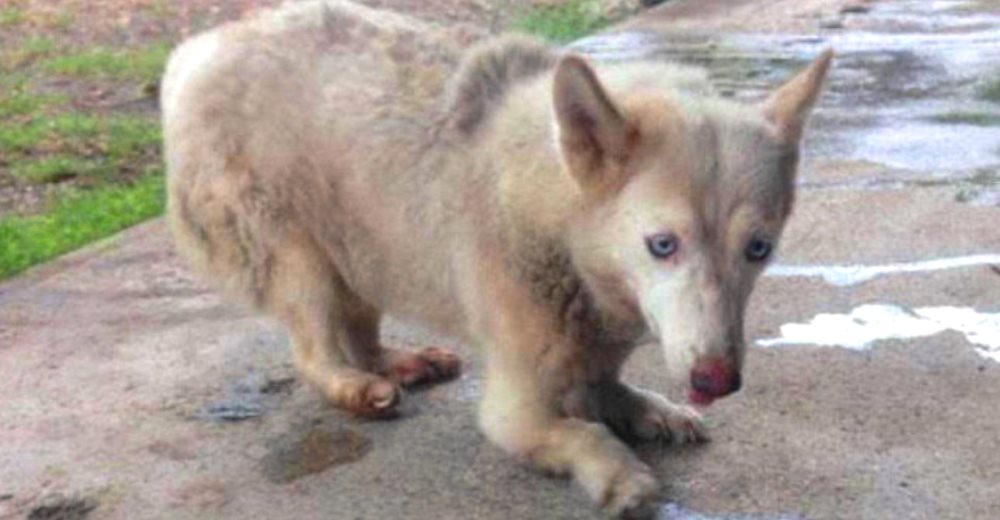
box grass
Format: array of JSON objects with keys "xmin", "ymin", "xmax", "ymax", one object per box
[
  {"xmin": 928, "ymin": 111, "xmax": 1000, "ymax": 126},
  {"xmin": 0, "ymin": 119, "xmax": 50, "ymax": 153},
  {"xmin": 0, "ymin": 4, "xmax": 174, "ymax": 280},
  {"xmin": 512, "ymin": 0, "xmax": 612, "ymax": 43},
  {"xmin": 0, "ymin": 7, "xmax": 26, "ymax": 27},
  {"xmin": 0, "ymin": 30, "xmax": 169, "ymax": 279},
  {"xmin": 42, "ymin": 43, "xmax": 171, "ymax": 83},
  {"xmin": 978, "ymin": 74, "xmax": 1000, "ymax": 103},
  {"xmin": 0, "ymin": 91, "xmax": 67, "ymax": 119},
  {"xmin": 1, "ymin": 112, "xmax": 160, "ymax": 177},
  {"xmin": 10, "ymin": 155, "xmax": 109, "ymax": 184},
  {"xmin": 0, "ymin": 172, "xmax": 165, "ymax": 279},
  {"xmin": 2, "ymin": 36, "xmax": 57, "ymax": 69}
]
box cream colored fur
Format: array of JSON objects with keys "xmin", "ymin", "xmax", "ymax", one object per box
[{"xmin": 162, "ymin": 1, "xmax": 831, "ymax": 515}]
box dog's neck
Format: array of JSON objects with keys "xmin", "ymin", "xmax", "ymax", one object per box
[{"xmin": 502, "ymin": 224, "xmax": 647, "ymax": 351}]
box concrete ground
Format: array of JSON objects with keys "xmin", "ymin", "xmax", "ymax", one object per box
[{"xmin": 3, "ymin": 0, "xmax": 1000, "ymax": 519}]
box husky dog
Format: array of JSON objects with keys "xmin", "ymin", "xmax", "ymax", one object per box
[{"xmin": 162, "ymin": 1, "xmax": 831, "ymax": 515}]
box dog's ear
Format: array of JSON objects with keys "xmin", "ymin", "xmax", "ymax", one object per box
[
  {"xmin": 553, "ymin": 55, "xmax": 634, "ymax": 192},
  {"xmin": 762, "ymin": 49, "xmax": 833, "ymax": 144}
]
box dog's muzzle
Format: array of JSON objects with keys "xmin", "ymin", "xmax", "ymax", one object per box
[{"xmin": 688, "ymin": 356, "xmax": 741, "ymax": 405}]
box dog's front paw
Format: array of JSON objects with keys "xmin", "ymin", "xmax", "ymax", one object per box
[
  {"xmin": 579, "ymin": 456, "xmax": 658, "ymax": 519},
  {"xmin": 601, "ymin": 465, "xmax": 659, "ymax": 518},
  {"xmin": 629, "ymin": 389, "xmax": 709, "ymax": 444}
]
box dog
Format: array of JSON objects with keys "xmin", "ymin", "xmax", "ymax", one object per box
[{"xmin": 161, "ymin": 0, "xmax": 831, "ymax": 515}]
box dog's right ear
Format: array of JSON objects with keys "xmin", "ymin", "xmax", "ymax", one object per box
[{"xmin": 553, "ymin": 55, "xmax": 634, "ymax": 193}]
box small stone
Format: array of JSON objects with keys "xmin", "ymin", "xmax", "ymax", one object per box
[
  {"xmin": 28, "ymin": 495, "xmax": 98, "ymax": 520},
  {"xmin": 841, "ymin": 4, "xmax": 871, "ymax": 15},
  {"xmin": 260, "ymin": 376, "xmax": 296, "ymax": 394},
  {"xmin": 819, "ymin": 17, "xmax": 845, "ymax": 29},
  {"xmin": 200, "ymin": 401, "xmax": 262, "ymax": 422}
]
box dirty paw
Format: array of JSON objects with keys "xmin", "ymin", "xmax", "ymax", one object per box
[
  {"xmin": 630, "ymin": 390, "xmax": 709, "ymax": 444},
  {"xmin": 599, "ymin": 465, "xmax": 659, "ymax": 519},
  {"xmin": 331, "ymin": 376, "xmax": 401, "ymax": 419},
  {"xmin": 381, "ymin": 346, "xmax": 462, "ymax": 387}
]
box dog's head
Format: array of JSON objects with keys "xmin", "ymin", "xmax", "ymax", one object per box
[{"xmin": 558, "ymin": 51, "xmax": 832, "ymax": 405}]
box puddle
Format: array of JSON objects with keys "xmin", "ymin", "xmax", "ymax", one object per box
[
  {"xmin": 757, "ymin": 303, "xmax": 1000, "ymax": 362},
  {"xmin": 259, "ymin": 425, "xmax": 372, "ymax": 484},
  {"xmin": 27, "ymin": 495, "xmax": 97, "ymax": 520},
  {"xmin": 826, "ymin": 121, "xmax": 1000, "ymax": 172},
  {"xmin": 658, "ymin": 503, "xmax": 800, "ymax": 520},
  {"xmin": 577, "ymin": 0, "xmax": 1000, "ymax": 179},
  {"xmin": 766, "ymin": 253, "xmax": 1000, "ymax": 286}
]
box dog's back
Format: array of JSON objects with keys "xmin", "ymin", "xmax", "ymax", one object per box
[{"xmin": 162, "ymin": 1, "xmax": 464, "ymax": 313}]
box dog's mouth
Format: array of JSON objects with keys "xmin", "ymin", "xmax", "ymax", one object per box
[
  {"xmin": 687, "ymin": 359, "xmax": 742, "ymax": 406},
  {"xmin": 688, "ymin": 388, "xmax": 717, "ymax": 406}
]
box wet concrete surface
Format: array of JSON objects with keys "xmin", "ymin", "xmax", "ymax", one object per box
[{"xmin": 2, "ymin": 1, "xmax": 1000, "ymax": 519}]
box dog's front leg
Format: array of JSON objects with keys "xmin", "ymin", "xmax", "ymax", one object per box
[
  {"xmin": 564, "ymin": 380, "xmax": 708, "ymax": 445},
  {"xmin": 477, "ymin": 345, "xmax": 659, "ymax": 517}
]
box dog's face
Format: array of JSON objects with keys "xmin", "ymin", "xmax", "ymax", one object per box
[{"xmin": 558, "ymin": 51, "xmax": 832, "ymax": 405}]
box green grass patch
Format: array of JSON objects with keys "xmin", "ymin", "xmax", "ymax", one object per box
[
  {"xmin": 512, "ymin": 0, "xmax": 611, "ymax": 43},
  {"xmin": 978, "ymin": 74, "xmax": 1000, "ymax": 103},
  {"xmin": 103, "ymin": 117, "xmax": 162, "ymax": 158},
  {"xmin": 0, "ymin": 91, "xmax": 67, "ymax": 119},
  {"xmin": 0, "ymin": 119, "xmax": 49, "ymax": 153},
  {"xmin": 2, "ymin": 36, "xmax": 57, "ymax": 70},
  {"xmin": 42, "ymin": 43, "xmax": 171, "ymax": 82},
  {"xmin": 47, "ymin": 113, "xmax": 103, "ymax": 139},
  {"xmin": 928, "ymin": 111, "xmax": 1000, "ymax": 126},
  {"xmin": 2, "ymin": 112, "xmax": 160, "ymax": 166},
  {"xmin": 0, "ymin": 172, "xmax": 165, "ymax": 279},
  {"xmin": 10, "ymin": 155, "xmax": 109, "ymax": 183},
  {"xmin": 0, "ymin": 7, "xmax": 26, "ymax": 27}
]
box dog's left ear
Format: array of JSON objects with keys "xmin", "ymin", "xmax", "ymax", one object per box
[{"xmin": 762, "ymin": 49, "xmax": 834, "ymax": 144}]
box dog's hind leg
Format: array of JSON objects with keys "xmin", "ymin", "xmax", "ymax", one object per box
[
  {"xmin": 266, "ymin": 229, "xmax": 403, "ymax": 417},
  {"xmin": 268, "ymin": 229, "xmax": 460, "ymax": 416}
]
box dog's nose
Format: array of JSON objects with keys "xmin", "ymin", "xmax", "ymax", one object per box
[{"xmin": 689, "ymin": 358, "xmax": 741, "ymax": 402}]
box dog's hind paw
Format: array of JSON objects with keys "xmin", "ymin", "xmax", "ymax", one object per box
[{"xmin": 380, "ymin": 346, "xmax": 462, "ymax": 388}]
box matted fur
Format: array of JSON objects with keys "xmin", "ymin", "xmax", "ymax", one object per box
[{"xmin": 163, "ymin": 1, "xmax": 831, "ymax": 515}]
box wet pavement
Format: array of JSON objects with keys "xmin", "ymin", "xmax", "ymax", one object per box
[{"xmin": 2, "ymin": 1, "xmax": 1000, "ymax": 519}]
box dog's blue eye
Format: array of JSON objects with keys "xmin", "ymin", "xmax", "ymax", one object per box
[
  {"xmin": 745, "ymin": 236, "xmax": 772, "ymax": 262},
  {"xmin": 646, "ymin": 233, "xmax": 678, "ymax": 259}
]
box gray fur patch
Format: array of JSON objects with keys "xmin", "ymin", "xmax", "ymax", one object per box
[{"xmin": 446, "ymin": 35, "xmax": 557, "ymax": 135}]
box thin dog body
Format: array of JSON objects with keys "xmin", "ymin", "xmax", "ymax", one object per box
[{"xmin": 162, "ymin": 1, "xmax": 831, "ymax": 515}]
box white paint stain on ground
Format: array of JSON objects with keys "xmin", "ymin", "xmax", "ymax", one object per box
[
  {"xmin": 758, "ymin": 304, "xmax": 1000, "ymax": 362},
  {"xmin": 766, "ymin": 253, "xmax": 1000, "ymax": 286}
]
